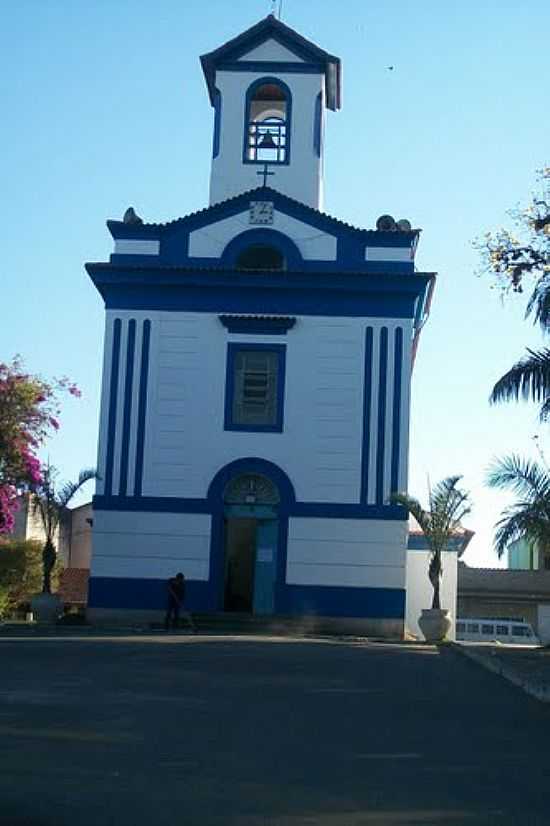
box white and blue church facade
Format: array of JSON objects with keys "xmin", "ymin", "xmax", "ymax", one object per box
[{"xmin": 86, "ymin": 15, "xmax": 435, "ymax": 636}]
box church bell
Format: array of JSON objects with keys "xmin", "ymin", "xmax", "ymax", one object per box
[{"xmin": 258, "ymin": 131, "xmax": 277, "ymax": 149}]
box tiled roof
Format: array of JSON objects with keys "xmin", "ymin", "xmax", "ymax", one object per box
[
  {"xmin": 200, "ymin": 15, "xmax": 341, "ymax": 110},
  {"xmin": 458, "ymin": 566, "xmax": 550, "ymax": 597}
]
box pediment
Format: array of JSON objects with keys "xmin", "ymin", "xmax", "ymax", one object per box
[{"xmin": 236, "ymin": 38, "xmax": 305, "ymax": 63}]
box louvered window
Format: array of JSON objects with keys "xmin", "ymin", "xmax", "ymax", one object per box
[
  {"xmin": 224, "ymin": 344, "xmax": 286, "ymax": 432},
  {"xmin": 233, "ymin": 351, "xmax": 277, "ymax": 426}
]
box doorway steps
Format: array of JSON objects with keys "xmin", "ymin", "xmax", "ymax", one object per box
[{"xmin": 190, "ymin": 613, "xmax": 338, "ymax": 637}]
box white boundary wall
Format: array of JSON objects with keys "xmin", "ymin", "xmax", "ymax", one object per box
[{"xmin": 405, "ymin": 550, "xmax": 457, "ymax": 641}]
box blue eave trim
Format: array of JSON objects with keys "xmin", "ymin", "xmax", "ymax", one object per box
[
  {"xmin": 219, "ymin": 60, "xmax": 324, "ymax": 75},
  {"xmin": 224, "ymin": 342, "xmax": 286, "ymax": 433},
  {"xmin": 87, "ymin": 266, "xmax": 432, "ymax": 318},
  {"xmin": 219, "ymin": 315, "xmax": 296, "ymax": 334},
  {"xmin": 92, "ymin": 494, "xmax": 407, "ymax": 521}
]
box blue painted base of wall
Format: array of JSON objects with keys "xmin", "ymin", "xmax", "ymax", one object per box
[
  {"xmin": 88, "ymin": 576, "xmax": 405, "ymax": 619},
  {"xmin": 279, "ymin": 585, "xmax": 405, "ymax": 619}
]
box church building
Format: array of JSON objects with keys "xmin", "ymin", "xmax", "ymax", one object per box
[{"xmin": 86, "ymin": 15, "xmax": 435, "ymax": 635}]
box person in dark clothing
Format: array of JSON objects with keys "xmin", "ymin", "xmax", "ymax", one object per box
[{"xmin": 164, "ymin": 572, "xmax": 197, "ymax": 632}]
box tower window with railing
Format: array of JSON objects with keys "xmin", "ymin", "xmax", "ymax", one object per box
[{"xmin": 245, "ymin": 80, "xmax": 290, "ymax": 165}]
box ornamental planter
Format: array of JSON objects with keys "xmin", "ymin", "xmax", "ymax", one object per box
[
  {"xmin": 418, "ymin": 608, "xmax": 452, "ymax": 643},
  {"xmin": 30, "ymin": 592, "xmax": 63, "ymax": 624}
]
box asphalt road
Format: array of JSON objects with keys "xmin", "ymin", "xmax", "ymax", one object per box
[{"xmin": 1, "ymin": 635, "xmax": 549, "ymax": 825}]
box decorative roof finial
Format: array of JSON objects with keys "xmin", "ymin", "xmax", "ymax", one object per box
[{"xmin": 123, "ymin": 207, "xmax": 143, "ymax": 225}]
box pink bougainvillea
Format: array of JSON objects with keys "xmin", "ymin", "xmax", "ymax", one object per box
[{"xmin": 0, "ymin": 358, "xmax": 80, "ymax": 533}]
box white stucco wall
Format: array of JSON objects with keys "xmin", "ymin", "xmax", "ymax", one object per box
[
  {"xmin": 237, "ymin": 39, "xmax": 303, "ymax": 63},
  {"xmin": 188, "ymin": 209, "xmax": 337, "ymax": 261},
  {"xmin": 95, "ymin": 311, "xmax": 414, "ymax": 507},
  {"xmin": 209, "ymin": 69, "xmax": 325, "ymax": 208},
  {"xmin": 287, "ymin": 518, "xmax": 407, "ymax": 589},
  {"xmin": 405, "ymin": 550, "xmax": 457, "ymax": 641},
  {"xmin": 91, "ymin": 511, "xmax": 211, "ymax": 581}
]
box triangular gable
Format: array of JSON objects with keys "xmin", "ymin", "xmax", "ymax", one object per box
[
  {"xmin": 201, "ymin": 15, "xmax": 341, "ymax": 110},
  {"xmin": 237, "ymin": 39, "xmax": 304, "ymax": 64},
  {"xmin": 107, "ymin": 186, "xmax": 420, "ymax": 245}
]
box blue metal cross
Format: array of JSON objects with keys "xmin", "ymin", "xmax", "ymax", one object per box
[{"xmin": 257, "ymin": 163, "xmax": 274, "ymax": 188}]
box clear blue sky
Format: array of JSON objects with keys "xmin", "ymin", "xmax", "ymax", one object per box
[{"xmin": 2, "ymin": 0, "xmax": 549, "ymax": 567}]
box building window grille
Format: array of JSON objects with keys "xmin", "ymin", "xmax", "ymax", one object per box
[
  {"xmin": 245, "ymin": 82, "xmax": 289, "ymax": 164},
  {"xmin": 224, "ymin": 344, "xmax": 286, "ymax": 432}
]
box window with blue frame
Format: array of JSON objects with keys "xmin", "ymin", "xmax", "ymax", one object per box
[
  {"xmin": 225, "ymin": 343, "xmax": 286, "ymax": 432},
  {"xmin": 245, "ymin": 80, "xmax": 290, "ymax": 165}
]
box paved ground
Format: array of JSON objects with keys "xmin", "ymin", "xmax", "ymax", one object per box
[
  {"xmin": 459, "ymin": 642, "xmax": 550, "ymax": 686},
  {"xmin": 1, "ymin": 635, "xmax": 550, "ymax": 826}
]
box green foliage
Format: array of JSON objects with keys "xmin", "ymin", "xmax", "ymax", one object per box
[
  {"xmin": 0, "ymin": 357, "xmax": 80, "ymax": 533},
  {"xmin": 392, "ymin": 476, "xmax": 471, "ymax": 609},
  {"xmin": 486, "ymin": 455, "xmax": 550, "ymax": 558},
  {"xmin": 0, "ymin": 539, "xmax": 43, "ymax": 618},
  {"xmin": 478, "ymin": 169, "xmax": 550, "ymax": 419},
  {"xmin": 477, "ymin": 168, "xmax": 549, "ymax": 298},
  {"xmin": 32, "ymin": 464, "xmax": 96, "ymax": 593},
  {"xmin": 490, "ymin": 348, "xmax": 550, "ymax": 420}
]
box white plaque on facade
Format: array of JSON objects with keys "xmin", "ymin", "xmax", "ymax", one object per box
[{"xmin": 257, "ymin": 547, "xmax": 273, "ymax": 563}]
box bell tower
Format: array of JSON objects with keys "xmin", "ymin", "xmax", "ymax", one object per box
[{"xmin": 201, "ymin": 15, "xmax": 341, "ymax": 209}]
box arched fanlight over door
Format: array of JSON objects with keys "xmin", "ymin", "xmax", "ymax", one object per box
[{"xmin": 223, "ymin": 474, "xmax": 280, "ymax": 506}]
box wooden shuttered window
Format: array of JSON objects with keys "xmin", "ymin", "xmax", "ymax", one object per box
[{"xmin": 233, "ymin": 350, "xmax": 278, "ymax": 426}]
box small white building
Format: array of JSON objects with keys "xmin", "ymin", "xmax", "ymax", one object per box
[{"xmin": 86, "ymin": 15, "xmax": 435, "ymax": 634}]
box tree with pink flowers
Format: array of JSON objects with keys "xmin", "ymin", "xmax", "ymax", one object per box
[{"xmin": 0, "ymin": 357, "xmax": 81, "ymax": 535}]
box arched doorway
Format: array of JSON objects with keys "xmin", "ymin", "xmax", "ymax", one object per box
[{"xmin": 222, "ymin": 473, "xmax": 280, "ymax": 615}]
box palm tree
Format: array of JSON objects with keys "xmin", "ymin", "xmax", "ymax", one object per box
[
  {"xmin": 392, "ymin": 476, "xmax": 471, "ymax": 609},
  {"xmin": 486, "ymin": 454, "xmax": 550, "ymax": 560},
  {"xmin": 33, "ymin": 464, "xmax": 96, "ymax": 593},
  {"xmin": 490, "ymin": 347, "xmax": 550, "ymax": 421}
]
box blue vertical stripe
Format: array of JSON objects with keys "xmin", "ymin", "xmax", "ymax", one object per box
[
  {"xmin": 360, "ymin": 327, "xmax": 374, "ymax": 503},
  {"xmin": 376, "ymin": 327, "xmax": 388, "ymax": 505},
  {"xmin": 104, "ymin": 319, "xmax": 122, "ymax": 497},
  {"xmin": 118, "ymin": 319, "xmax": 136, "ymax": 496},
  {"xmin": 313, "ymin": 91, "xmax": 323, "ymax": 157},
  {"xmin": 212, "ymin": 89, "xmax": 221, "ymax": 158},
  {"xmin": 391, "ymin": 327, "xmax": 403, "ymax": 495},
  {"xmin": 134, "ymin": 319, "xmax": 151, "ymax": 496}
]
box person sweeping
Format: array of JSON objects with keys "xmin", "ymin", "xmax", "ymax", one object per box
[{"xmin": 164, "ymin": 572, "xmax": 197, "ymax": 632}]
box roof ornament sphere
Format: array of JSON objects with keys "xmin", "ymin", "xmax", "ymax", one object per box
[
  {"xmin": 376, "ymin": 214, "xmax": 396, "ymax": 232},
  {"xmin": 123, "ymin": 207, "xmax": 143, "ymax": 225},
  {"xmin": 397, "ymin": 218, "xmax": 412, "ymax": 232}
]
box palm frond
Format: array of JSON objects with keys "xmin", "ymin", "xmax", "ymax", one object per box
[
  {"xmin": 392, "ymin": 476, "xmax": 471, "ymax": 555},
  {"xmin": 526, "ymin": 274, "xmax": 550, "ymax": 330},
  {"xmin": 486, "ymin": 454, "xmax": 550, "ymax": 499},
  {"xmin": 57, "ymin": 468, "xmax": 97, "ymax": 509},
  {"xmin": 490, "ymin": 348, "xmax": 550, "ymax": 410}
]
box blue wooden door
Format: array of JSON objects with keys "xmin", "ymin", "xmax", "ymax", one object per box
[{"xmin": 253, "ymin": 520, "xmax": 278, "ymax": 615}]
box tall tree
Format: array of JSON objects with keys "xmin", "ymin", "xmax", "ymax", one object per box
[
  {"xmin": 486, "ymin": 454, "xmax": 550, "ymax": 559},
  {"xmin": 32, "ymin": 464, "xmax": 96, "ymax": 594},
  {"xmin": 478, "ymin": 168, "xmax": 550, "ymax": 417},
  {"xmin": 0, "ymin": 358, "xmax": 80, "ymax": 533},
  {"xmin": 392, "ymin": 476, "xmax": 471, "ymax": 609}
]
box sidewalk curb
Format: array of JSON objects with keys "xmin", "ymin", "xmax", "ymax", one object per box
[{"xmin": 449, "ymin": 642, "xmax": 550, "ymax": 704}]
